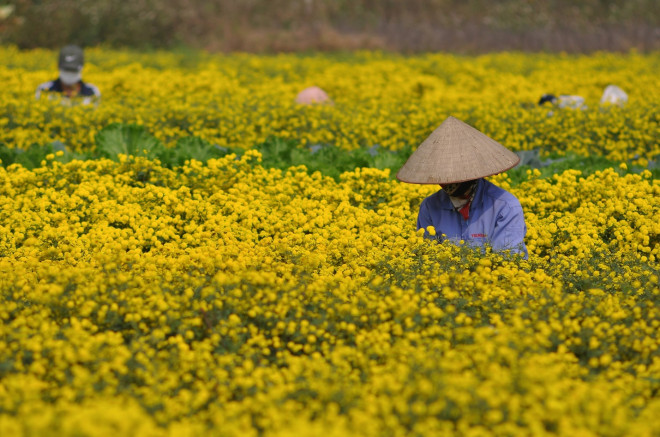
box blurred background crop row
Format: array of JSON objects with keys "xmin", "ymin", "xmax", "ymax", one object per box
[{"xmin": 1, "ymin": 0, "xmax": 658, "ymax": 52}]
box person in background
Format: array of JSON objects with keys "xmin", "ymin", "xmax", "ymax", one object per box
[
  {"xmin": 35, "ymin": 45, "xmax": 100, "ymax": 105},
  {"xmin": 397, "ymin": 116, "xmax": 528, "ymax": 259},
  {"xmin": 295, "ymin": 86, "xmax": 332, "ymax": 105},
  {"xmin": 539, "ymin": 84, "xmax": 628, "ymax": 112},
  {"xmin": 538, "ymin": 93, "xmax": 586, "ymax": 110},
  {"xmin": 600, "ymin": 85, "xmax": 628, "ymax": 106}
]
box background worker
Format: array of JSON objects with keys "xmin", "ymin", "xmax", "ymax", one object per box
[
  {"xmin": 35, "ymin": 45, "xmax": 101, "ymax": 105},
  {"xmin": 295, "ymin": 86, "xmax": 332, "ymax": 105},
  {"xmin": 538, "ymin": 93, "xmax": 586, "ymax": 109}
]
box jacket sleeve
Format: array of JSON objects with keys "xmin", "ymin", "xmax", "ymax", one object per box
[
  {"xmin": 416, "ymin": 199, "xmax": 433, "ymax": 235},
  {"xmin": 35, "ymin": 81, "xmax": 53, "ymax": 100},
  {"xmin": 491, "ymin": 202, "xmax": 528, "ymax": 259}
]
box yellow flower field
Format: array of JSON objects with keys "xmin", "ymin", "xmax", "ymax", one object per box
[
  {"xmin": 1, "ymin": 47, "xmax": 659, "ymax": 164},
  {"xmin": 0, "ymin": 152, "xmax": 658, "ymax": 436},
  {"xmin": 0, "ymin": 47, "xmax": 659, "ymax": 435}
]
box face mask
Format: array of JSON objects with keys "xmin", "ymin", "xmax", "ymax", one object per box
[
  {"xmin": 441, "ymin": 180, "xmax": 478, "ymax": 198},
  {"xmin": 59, "ymin": 69, "xmax": 82, "ymax": 86}
]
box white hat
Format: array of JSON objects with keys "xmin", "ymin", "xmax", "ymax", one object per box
[
  {"xmin": 397, "ymin": 116, "xmax": 520, "ymax": 184},
  {"xmin": 600, "ymin": 85, "xmax": 628, "ymax": 106}
]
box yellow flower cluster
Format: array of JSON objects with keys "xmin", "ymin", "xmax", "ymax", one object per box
[
  {"xmin": 1, "ymin": 47, "xmax": 658, "ymax": 164},
  {"xmin": 0, "ymin": 154, "xmax": 658, "ymax": 435}
]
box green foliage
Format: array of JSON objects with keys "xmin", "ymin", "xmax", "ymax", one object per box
[
  {"xmin": 2, "ymin": 124, "xmax": 656, "ymax": 185},
  {"xmin": 505, "ymin": 151, "xmax": 657, "ymax": 186},
  {"xmin": 253, "ymin": 137, "xmax": 411, "ymax": 181},
  {"xmin": 159, "ymin": 136, "xmax": 232, "ymax": 167},
  {"xmin": 95, "ymin": 123, "xmax": 164, "ymax": 161},
  {"xmin": 0, "ymin": 142, "xmax": 81, "ymax": 169}
]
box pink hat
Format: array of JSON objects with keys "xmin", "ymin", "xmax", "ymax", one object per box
[{"xmin": 295, "ymin": 86, "xmax": 332, "ymax": 105}]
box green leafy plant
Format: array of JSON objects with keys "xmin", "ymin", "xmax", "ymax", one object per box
[
  {"xmin": 504, "ymin": 151, "xmax": 649, "ymax": 186},
  {"xmin": 3, "ymin": 128, "xmax": 656, "ymax": 185},
  {"xmin": 254, "ymin": 136, "xmax": 407, "ymax": 180},
  {"xmin": 0, "ymin": 141, "xmax": 89, "ymax": 169},
  {"xmin": 158, "ymin": 136, "xmax": 232, "ymax": 167},
  {"xmin": 95, "ymin": 123, "xmax": 164, "ymax": 161}
]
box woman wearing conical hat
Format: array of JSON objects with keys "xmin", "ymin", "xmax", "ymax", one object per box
[{"xmin": 397, "ymin": 116, "xmax": 528, "ymax": 258}]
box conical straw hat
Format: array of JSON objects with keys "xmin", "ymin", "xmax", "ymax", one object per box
[{"xmin": 396, "ymin": 116, "xmax": 520, "ymax": 184}]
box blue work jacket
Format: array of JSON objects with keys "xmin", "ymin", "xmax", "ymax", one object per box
[
  {"xmin": 417, "ymin": 179, "xmax": 528, "ymax": 258},
  {"xmin": 35, "ymin": 78, "xmax": 101, "ymax": 105}
]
